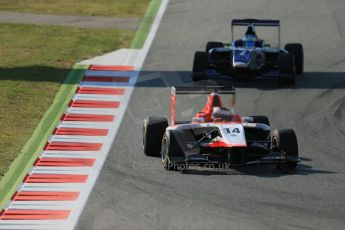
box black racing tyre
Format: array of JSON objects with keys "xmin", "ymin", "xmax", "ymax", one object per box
[
  {"xmin": 285, "ymin": 43, "xmax": 304, "ymax": 75},
  {"xmin": 192, "ymin": 51, "xmax": 208, "ymax": 73},
  {"xmin": 206, "ymin": 41, "xmax": 224, "ymax": 53},
  {"xmin": 161, "ymin": 131, "xmax": 185, "ymax": 171},
  {"xmin": 250, "ymin": 116, "xmax": 270, "ymax": 126},
  {"xmin": 272, "ymin": 129, "xmax": 299, "ymax": 171},
  {"xmin": 279, "ymin": 53, "xmax": 295, "ymax": 85},
  {"xmin": 143, "ymin": 117, "xmax": 168, "ymax": 157},
  {"xmin": 192, "ymin": 72, "xmax": 207, "ymax": 82}
]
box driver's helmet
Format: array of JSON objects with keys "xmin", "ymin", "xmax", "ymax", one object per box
[
  {"xmin": 242, "ymin": 34, "xmax": 257, "ymax": 48},
  {"xmin": 212, "ymin": 107, "xmax": 231, "ymax": 120}
]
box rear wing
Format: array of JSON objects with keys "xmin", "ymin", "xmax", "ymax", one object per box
[
  {"xmin": 231, "ymin": 18, "xmax": 281, "ymax": 47},
  {"xmin": 231, "ymin": 19, "xmax": 280, "ymax": 27},
  {"xmin": 172, "ymin": 86, "xmax": 235, "ymax": 95},
  {"xmin": 170, "ymin": 86, "xmax": 236, "ymax": 125}
]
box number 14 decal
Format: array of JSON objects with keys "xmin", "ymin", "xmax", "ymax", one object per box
[{"xmin": 225, "ymin": 128, "xmax": 240, "ymax": 134}]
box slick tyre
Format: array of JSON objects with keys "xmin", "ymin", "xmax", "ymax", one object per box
[
  {"xmin": 161, "ymin": 131, "xmax": 185, "ymax": 171},
  {"xmin": 192, "ymin": 72, "xmax": 207, "ymax": 82},
  {"xmin": 192, "ymin": 51, "xmax": 209, "ymax": 79},
  {"xmin": 272, "ymin": 129, "xmax": 299, "ymax": 172},
  {"xmin": 279, "ymin": 53, "xmax": 295, "ymax": 85},
  {"xmin": 206, "ymin": 41, "xmax": 224, "ymax": 53},
  {"xmin": 143, "ymin": 117, "xmax": 168, "ymax": 157},
  {"xmin": 285, "ymin": 43, "xmax": 304, "ymax": 75}
]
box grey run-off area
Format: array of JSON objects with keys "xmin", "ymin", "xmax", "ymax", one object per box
[{"xmin": 77, "ymin": 0, "xmax": 345, "ymax": 229}]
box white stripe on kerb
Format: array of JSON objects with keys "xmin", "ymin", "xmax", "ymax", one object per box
[
  {"xmin": 66, "ymin": 107, "xmax": 118, "ymax": 115},
  {"xmin": 73, "ymin": 94, "xmax": 124, "ymax": 102},
  {"xmin": 84, "ymin": 70, "xmax": 138, "ymax": 77}
]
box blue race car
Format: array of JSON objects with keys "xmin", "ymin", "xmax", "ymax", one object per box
[{"xmin": 192, "ymin": 19, "xmax": 304, "ymax": 84}]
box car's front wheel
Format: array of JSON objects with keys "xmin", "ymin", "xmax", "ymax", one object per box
[
  {"xmin": 143, "ymin": 117, "xmax": 168, "ymax": 157},
  {"xmin": 285, "ymin": 43, "xmax": 304, "ymax": 75},
  {"xmin": 192, "ymin": 51, "xmax": 208, "ymax": 82},
  {"xmin": 161, "ymin": 131, "xmax": 186, "ymax": 171},
  {"xmin": 278, "ymin": 53, "xmax": 295, "ymax": 85},
  {"xmin": 206, "ymin": 41, "xmax": 224, "ymax": 53},
  {"xmin": 272, "ymin": 129, "xmax": 299, "ymax": 172}
]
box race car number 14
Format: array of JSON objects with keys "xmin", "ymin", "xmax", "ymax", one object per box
[{"xmin": 225, "ymin": 128, "xmax": 241, "ymax": 134}]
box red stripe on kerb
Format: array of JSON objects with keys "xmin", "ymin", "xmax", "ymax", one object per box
[
  {"xmin": 0, "ymin": 210, "xmax": 70, "ymax": 220},
  {"xmin": 12, "ymin": 191, "xmax": 80, "ymax": 201},
  {"xmin": 43, "ymin": 142, "xmax": 102, "ymax": 151},
  {"xmin": 76, "ymin": 87, "xmax": 125, "ymax": 95},
  {"xmin": 34, "ymin": 158, "xmax": 95, "ymax": 167},
  {"xmin": 88, "ymin": 65, "xmax": 134, "ymax": 71},
  {"xmin": 24, "ymin": 174, "xmax": 88, "ymax": 183},
  {"xmin": 10, "ymin": 191, "xmax": 19, "ymax": 201},
  {"xmin": 61, "ymin": 113, "xmax": 115, "ymax": 122},
  {"xmin": 53, "ymin": 127, "xmax": 109, "ymax": 136},
  {"xmin": 69, "ymin": 100, "xmax": 120, "ymax": 108},
  {"xmin": 83, "ymin": 76, "xmax": 129, "ymax": 83}
]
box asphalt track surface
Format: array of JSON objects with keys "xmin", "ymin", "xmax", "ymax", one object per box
[{"xmin": 77, "ymin": 0, "xmax": 345, "ymax": 229}]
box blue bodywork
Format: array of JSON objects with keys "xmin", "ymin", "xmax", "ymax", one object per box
[{"xmin": 233, "ymin": 50, "xmax": 252, "ymax": 65}]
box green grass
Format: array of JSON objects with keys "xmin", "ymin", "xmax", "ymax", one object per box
[
  {"xmin": 0, "ymin": 0, "xmax": 150, "ymax": 18},
  {"xmin": 0, "ymin": 22, "xmax": 134, "ymax": 179}
]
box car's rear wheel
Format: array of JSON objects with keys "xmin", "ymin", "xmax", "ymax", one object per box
[
  {"xmin": 143, "ymin": 117, "xmax": 168, "ymax": 157},
  {"xmin": 272, "ymin": 129, "xmax": 299, "ymax": 172},
  {"xmin": 285, "ymin": 43, "xmax": 304, "ymax": 75},
  {"xmin": 161, "ymin": 131, "xmax": 186, "ymax": 171},
  {"xmin": 279, "ymin": 53, "xmax": 295, "ymax": 85},
  {"xmin": 192, "ymin": 51, "xmax": 209, "ymax": 82},
  {"xmin": 206, "ymin": 41, "xmax": 224, "ymax": 53}
]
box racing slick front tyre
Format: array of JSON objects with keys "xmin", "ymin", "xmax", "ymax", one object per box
[
  {"xmin": 143, "ymin": 117, "xmax": 168, "ymax": 157},
  {"xmin": 161, "ymin": 130, "xmax": 186, "ymax": 171},
  {"xmin": 192, "ymin": 51, "xmax": 209, "ymax": 82},
  {"xmin": 278, "ymin": 53, "xmax": 295, "ymax": 85},
  {"xmin": 272, "ymin": 129, "xmax": 299, "ymax": 172},
  {"xmin": 206, "ymin": 41, "xmax": 224, "ymax": 53},
  {"xmin": 285, "ymin": 43, "xmax": 304, "ymax": 75}
]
